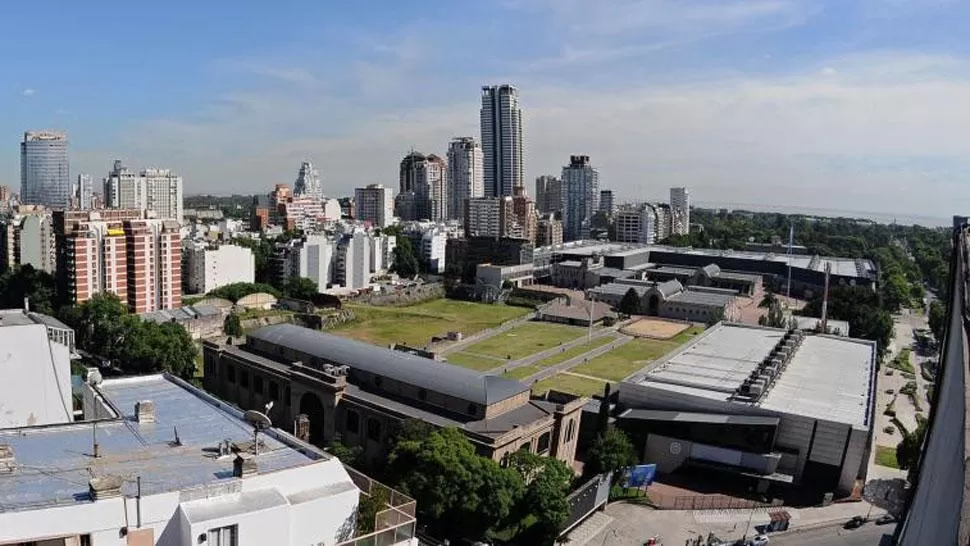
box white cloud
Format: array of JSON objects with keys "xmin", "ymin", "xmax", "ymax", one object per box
[{"xmin": 22, "ymin": 88, "xmax": 35, "ymax": 96}]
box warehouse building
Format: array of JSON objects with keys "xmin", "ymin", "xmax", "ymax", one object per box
[
  {"xmin": 617, "ymin": 323, "xmax": 876, "ymax": 498},
  {"xmin": 589, "ymin": 279, "xmax": 740, "ymax": 323}
]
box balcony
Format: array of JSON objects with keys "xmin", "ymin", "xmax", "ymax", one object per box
[{"xmin": 338, "ymin": 466, "xmax": 417, "ymax": 546}]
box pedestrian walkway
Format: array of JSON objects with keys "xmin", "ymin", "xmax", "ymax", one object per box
[{"xmin": 562, "ymin": 511, "xmax": 614, "ymax": 546}]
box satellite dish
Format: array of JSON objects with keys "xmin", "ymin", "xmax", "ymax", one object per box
[{"xmin": 244, "ymin": 410, "xmax": 272, "ymax": 430}]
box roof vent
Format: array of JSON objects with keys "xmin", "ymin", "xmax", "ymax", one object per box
[
  {"xmin": 135, "ymin": 400, "xmax": 156, "ymax": 423},
  {"xmin": 89, "ymin": 475, "xmax": 124, "ymax": 500},
  {"xmin": 233, "ymin": 453, "xmax": 257, "ymax": 478},
  {"xmin": 0, "ymin": 445, "xmax": 15, "ymax": 474}
]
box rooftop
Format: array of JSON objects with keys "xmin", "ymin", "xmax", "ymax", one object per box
[
  {"xmin": 0, "ymin": 375, "xmax": 333, "ymax": 513},
  {"xmin": 667, "ymin": 288, "xmax": 736, "ymax": 307}
]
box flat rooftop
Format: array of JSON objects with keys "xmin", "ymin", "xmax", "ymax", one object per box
[
  {"xmin": 0, "ymin": 375, "xmax": 329, "ymax": 513},
  {"xmin": 629, "ymin": 323, "xmax": 876, "ymax": 428}
]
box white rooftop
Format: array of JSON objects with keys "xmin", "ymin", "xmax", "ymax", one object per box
[{"xmin": 0, "ymin": 320, "xmax": 72, "ymax": 429}]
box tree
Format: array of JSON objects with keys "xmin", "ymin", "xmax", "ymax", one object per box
[
  {"xmin": 596, "ymin": 383, "xmax": 611, "ymax": 438},
  {"xmin": 801, "ymin": 285, "xmax": 893, "ymax": 359},
  {"xmin": 224, "ymin": 313, "xmax": 243, "ymax": 337},
  {"xmin": 207, "ymin": 282, "xmax": 281, "ymax": 302},
  {"xmin": 928, "ymin": 300, "xmax": 946, "ymax": 344},
  {"xmin": 586, "ymin": 428, "xmax": 637, "ymax": 481},
  {"xmin": 896, "ymin": 420, "xmax": 928, "ymax": 471},
  {"xmin": 758, "ymin": 301, "xmax": 786, "ymax": 328},
  {"xmin": 326, "ymin": 434, "xmax": 363, "ymax": 467},
  {"xmin": 758, "ymin": 290, "xmax": 777, "ymax": 309},
  {"xmin": 357, "ymin": 483, "xmax": 390, "ymax": 534},
  {"xmin": 0, "ymin": 264, "xmax": 58, "ymax": 315},
  {"xmin": 392, "ymin": 237, "xmax": 420, "ymax": 278},
  {"xmin": 388, "ymin": 427, "xmax": 523, "ymax": 539},
  {"xmin": 282, "ymin": 276, "xmax": 318, "ymax": 300},
  {"xmin": 618, "ymin": 288, "xmax": 641, "ymax": 315},
  {"xmin": 506, "ymin": 451, "xmax": 573, "ymax": 545},
  {"xmin": 880, "ymin": 272, "xmax": 910, "ymax": 313},
  {"xmin": 706, "ymin": 307, "xmax": 725, "ymax": 327}
]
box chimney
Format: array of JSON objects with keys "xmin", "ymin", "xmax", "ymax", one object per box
[
  {"xmin": 0, "ymin": 445, "xmax": 15, "ymax": 474},
  {"xmin": 135, "ymin": 400, "xmax": 156, "ymax": 424},
  {"xmin": 89, "ymin": 475, "xmax": 124, "ymax": 500},
  {"xmin": 233, "ymin": 453, "xmax": 257, "ymax": 478}
]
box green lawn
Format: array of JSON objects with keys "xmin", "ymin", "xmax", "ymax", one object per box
[
  {"xmin": 571, "ymin": 326, "xmax": 705, "ymax": 382},
  {"xmin": 532, "ymin": 336, "xmax": 616, "ymax": 369},
  {"xmin": 330, "ymin": 299, "xmax": 530, "ymax": 347},
  {"xmin": 875, "ymin": 445, "xmax": 900, "ymax": 468},
  {"xmin": 445, "ymin": 352, "xmax": 505, "ymax": 372},
  {"xmin": 531, "ymin": 373, "xmax": 609, "ymax": 398},
  {"xmin": 502, "ymin": 364, "xmax": 543, "ymax": 381},
  {"xmin": 459, "ymin": 322, "xmax": 588, "ymax": 360}
]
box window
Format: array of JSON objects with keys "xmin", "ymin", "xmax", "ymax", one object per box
[
  {"xmin": 367, "ymin": 418, "xmax": 382, "ymax": 442},
  {"xmin": 240, "ymin": 370, "xmax": 249, "ymax": 389},
  {"xmin": 226, "ymin": 365, "xmax": 236, "ymax": 383},
  {"xmin": 346, "ymin": 410, "xmax": 360, "ymax": 434},
  {"xmin": 206, "ymin": 524, "xmax": 238, "ymax": 546},
  {"xmin": 537, "ymin": 431, "xmax": 551, "ymax": 454},
  {"xmin": 254, "ymin": 375, "xmax": 264, "ymax": 395},
  {"xmin": 269, "ymin": 381, "xmax": 279, "ymax": 400},
  {"xmin": 565, "ymin": 419, "xmax": 575, "ymax": 443}
]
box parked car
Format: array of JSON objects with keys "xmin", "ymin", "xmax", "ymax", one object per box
[
  {"xmin": 844, "ymin": 516, "xmax": 867, "ymax": 529},
  {"xmin": 884, "ymin": 425, "xmax": 895, "ymax": 434},
  {"xmin": 885, "ymin": 388, "xmax": 895, "ymax": 394},
  {"xmin": 748, "ymin": 535, "xmax": 770, "ymax": 546},
  {"xmin": 876, "ymin": 514, "xmax": 897, "ymax": 525}
]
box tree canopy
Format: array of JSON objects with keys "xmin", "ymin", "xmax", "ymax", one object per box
[
  {"xmin": 391, "ymin": 236, "xmax": 420, "ymax": 278},
  {"xmin": 505, "ymin": 451, "xmax": 573, "ymax": 545},
  {"xmin": 801, "ymin": 285, "xmax": 894, "ymax": 359},
  {"xmin": 618, "ymin": 288, "xmax": 641, "ymax": 315},
  {"xmin": 207, "ymin": 281, "xmax": 281, "ymax": 302},
  {"xmin": 0, "ymin": 264, "xmax": 59, "ymax": 315},
  {"xmin": 585, "ymin": 427, "xmax": 637, "ymax": 481},
  {"xmin": 282, "ymin": 276, "xmax": 318, "ymax": 300},
  {"xmin": 896, "ymin": 420, "xmax": 928, "ymax": 471},
  {"xmin": 928, "ymin": 300, "xmax": 947, "ymax": 344},
  {"xmin": 224, "ymin": 313, "xmax": 243, "ymax": 337}
]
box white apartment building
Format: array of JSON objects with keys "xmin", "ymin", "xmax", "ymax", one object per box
[
  {"xmin": 290, "ymin": 234, "xmax": 337, "ymax": 293},
  {"xmin": 354, "ymin": 184, "xmax": 394, "ymax": 228},
  {"xmin": 670, "ymin": 187, "xmax": 690, "ymax": 236},
  {"xmin": 480, "ymin": 85, "xmax": 523, "ymax": 197},
  {"xmin": 447, "ymin": 137, "xmax": 484, "ymax": 220},
  {"xmin": 561, "ymin": 155, "xmax": 600, "ymax": 242},
  {"xmin": 0, "ymin": 208, "xmax": 55, "ymax": 273},
  {"xmin": 370, "ymin": 232, "xmax": 397, "ymax": 275},
  {"xmin": 294, "ymin": 161, "xmax": 323, "ymax": 199},
  {"xmin": 421, "ymin": 228, "xmax": 448, "ymax": 274},
  {"xmin": 463, "ymin": 196, "xmax": 515, "ymax": 239},
  {"xmin": 614, "ymin": 204, "xmax": 660, "ymax": 244},
  {"xmin": 335, "ymin": 229, "xmax": 372, "ymax": 290},
  {"xmin": 0, "ymin": 371, "xmax": 418, "ymax": 546},
  {"xmin": 103, "ymin": 160, "xmax": 184, "ymax": 222},
  {"xmin": 184, "ymin": 243, "xmax": 256, "ymax": 294}
]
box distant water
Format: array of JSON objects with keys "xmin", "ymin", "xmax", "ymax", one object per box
[{"xmin": 694, "ymin": 201, "xmax": 951, "ymax": 228}]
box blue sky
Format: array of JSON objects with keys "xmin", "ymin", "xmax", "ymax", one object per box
[{"xmin": 2, "ymin": 0, "xmax": 969, "ymax": 218}]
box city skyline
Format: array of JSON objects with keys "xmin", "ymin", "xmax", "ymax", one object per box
[{"xmin": 2, "ymin": 1, "xmax": 969, "ymax": 218}]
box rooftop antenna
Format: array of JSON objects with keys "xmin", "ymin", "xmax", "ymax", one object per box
[
  {"xmin": 243, "ymin": 403, "xmax": 273, "ymax": 457},
  {"xmin": 820, "ymin": 262, "xmax": 831, "ymax": 334}
]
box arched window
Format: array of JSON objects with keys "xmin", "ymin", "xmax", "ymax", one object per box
[
  {"xmin": 565, "ymin": 419, "xmax": 575, "ymax": 443},
  {"xmin": 537, "ymin": 432, "xmax": 551, "ymax": 454}
]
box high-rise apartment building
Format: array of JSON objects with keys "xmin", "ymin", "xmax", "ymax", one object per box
[
  {"xmin": 480, "ymin": 85, "xmax": 523, "ymax": 197},
  {"xmin": 294, "ymin": 161, "xmax": 323, "ymax": 199},
  {"xmin": 398, "ymin": 152, "xmax": 447, "ymax": 221},
  {"xmin": 354, "ymin": 184, "xmax": 394, "ymax": 228},
  {"xmin": 534, "ymin": 175, "xmax": 562, "ymax": 215},
  {"xmin": 75, "ymin": 174, "xmax": 93, "ymax": 210},
  {"xmin": 184, "ymin": 242, "xmax": 255, "ymax": 294},
  {"xmin": 654, "ymin": 203, "xmax": 672, "ymax": 240},
  {"xmin": 670, "ymin": 187, "xmax": 690, "ymax": 235},
  {"xmin": 615, "ymin": 204, "xmax": 657, "ymax": 244},
  {"xmin": 464, "ymin": 197, "xmax": 516, "ymax": 239},
  {"xmin": 53, "ymin": 209, "xmax": 181, "ymax": 312},
  {"xmin": 511, "ymin": 186, "xmax": 537, "ymax": 243},
  {"xmin": 289, "ymin": 234, "xmax": 337, "ymax": 292},
  {"xmin": 599, "ymin": 190, "xmax": 615, "ymax": 216},
  {"xmin": 335, "ymin": 229, "xmax": 372, "ymax": 290},
  {"xmin": 103, "ymin": 161, "xmax": 184, "ymax": 222},
  {"xmin": 21, "ymin": 131, "xmax": 70, "ymax": 209},
  {"xmin": 447, "ymin": 137, "xmax": 484, "ymax": 220},
  {"xmin": 0, "ymin": 208, "xmax": 55, "ymax": 273},
  {"xmin": 536, "ymin": 213, "xmax": 564, "ymax": 247},
  {"xmin": 561, "ymin": 155, "xmax": 600, "ymax": 242}
]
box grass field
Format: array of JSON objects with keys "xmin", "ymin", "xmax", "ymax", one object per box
[
  {"xmin": 459, "ymin": 322, "xmax": 588, "ymax": 360},
  {"xmin": 502, "ymin": 364, "xmax": 542, "ymax": 381},
  {"xmin": 330, "ymin": 299, "xmax": 530, "ymax": 347},
  {"xmin": 571, "ymin": 326, "xmax": 705, "ymax": 382},
  {"xmin": 875, "ymin": 445, "xmax": 900, "ymax": 468},
  {"xmin": 445, "ymin": 352, "xmax": 505, "ymax": 372},
  {"xmin": 531, "ymin": 373, "xmax": 609, "ymax": 398},
  {"xmin": 531, "ymin": 336, "xmax": 616, "ymax": 369}
]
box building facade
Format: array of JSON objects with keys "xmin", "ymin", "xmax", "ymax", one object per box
[
  {"xmin": 335, "ymin": 229, "xmax": 372, "ymax": 290},
  {"xmin": 464, "ymin": 196, "xmax": 517, "ymax": 239},
  {"xmin": 561, "ymin": 155, "xmax": 600, "ymax": 242},
  {"xmin": 290, "ymin": 234, "xmax": 337, "ymax": 292},
  {"xmin": 536, "ymin": 213, "xmax": 564, "ymax": 247},
  {"xmin": 184, "ymin": 243, "xmax": 256, "ymax": 294},
  {"xmin": 75, "ymin": 174, "xmax": 94, "ymax": 210},
  {"xmin": 480, "ymin": 85, "xmax": 523, "ymax": 198},
  {"xmin": 599, "ymin": 190, "xmax": 615, "ymax": 216},
  {"xmin": 294, "ymin": 161, "xmax": 323, "ymax": 199},
  {"xmin": 421, "ymin": 228, "xmax": 448, "ymax": 274},
  {"xmin": 20, "ymin": 131, "xmax": 70, "ymax": 209},
  {"xmin": 535, "ymin": 175, "xmax": 562, "ymax": 215},
  {"xmin": 447, "ymin": 137, "xmax": 484, "ymax": 220},
  {"xmin": 614, "ymin": 204, "xmax": 659, "ymax": 244},
  {"xmin": 511, "ymin": 186, "xmax": 537, "ymax": 243},
  {"xmin": 0, "ymin": 208, "xmax": 55, "ymax": 273},
  {"xmin": 399, "ymin": 152, "xmax": 447, "ymax": 221},
  {"xmin": 354, "ymin": 184, "xmax": 394, "ymax": 228},
  {"xmin": 670, "ymin": 187, "xmax": 690, "ymax": 236},
  {"xmin": 103, "ymin": 160, "xmax": 184, "ymax": 222}
]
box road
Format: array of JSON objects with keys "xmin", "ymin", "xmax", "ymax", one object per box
[{"xmin": 774, "ymin": 524, "xmax": 895, "ymax": 545}]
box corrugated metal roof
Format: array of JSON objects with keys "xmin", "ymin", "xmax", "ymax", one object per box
[
  {"xmin": 656, "ymin": 280, "xmax": 684, "ymax": 299},
  {"xmin": 618, "ymin": 408, "xmax": 780, "ymax": 427},
  {"xmin": 667, "ymin": 289, "xmax": 735, "ymax": 306},
  {"xmin": 247, "ymin": 324, "xmax": 530, "ymax": 405}
]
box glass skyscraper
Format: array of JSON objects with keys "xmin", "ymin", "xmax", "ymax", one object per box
[
  {"xmin": 21, "ymin": 131, "xmax": 70, "ymax": 209},
  {"xmin": 480, "ymin": 84, "xmax": 523, "ymax": 198}
]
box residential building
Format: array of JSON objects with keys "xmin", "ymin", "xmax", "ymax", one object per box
[
  {"xmin": 289, "ymin": 234, "xmax": 337, "ymax": 292},
  {"xmin": 0, "ymin": 369, "xmax": 417, "ymax": 545},
  {"xmin": 536, "ymin": 213, "xmax": 564, "ymax": 247},
  {"xmin": 446, "ymin": 237, "xmax": 534, "ymax": 282},
  {"xmin": 20, "ymin": 130, "xmax": 70, "ymax": 209},
  {"xmin": 75, "ymin": 174, "xmax": 93, "ymax": 210},
  {"xmin": 511, "ymin": 186, "xmax": 537, "ymax": 243},
  {"xmin": 399, "ymin": 152, "xmax": 447, "ymax": 221},
  {"xmin": 204, "ymin": 323, "xmax": 585, "ymax": 466},
  {"xmin": 447, "ymin": 137, "xmax": 484, "ymax": 220},
  {"xmin": 184, "ymin": 242, "xmax": 256, "ymax": 294},
  {"xmin": 561, "ymin": 155, "xmax": 600, "ymax": 242},
  {"xmin": 599, "ymin": 190, "xmax": 615, "ymax": 216},
  {"xmin": 654, "ymin": 203, "xmax": 672, "ymax": 240},
  {"xmin": 534, "ymin": 175, "xmax": 562, "ymax": 214},
  {"xmin": 617, "ymin": 323, "xmax": 876, "ymax": 497},
  {"xmin": 338, "ymin": 196, "xmax": 355, "ymax": 220},
  {"xmin": 464, "ymin": 196, "xmax": 517, "ymax": 239},
  {"xmin": 0, "ymin": 308, "xmax": 74, "ymax": 428},
  {"xmin": 394, "ymin": 191, "xmax": 418, "ymax": 222},
  {"xmin": 670, "ymin": 187, "xmax": 690, "ymax": 235},
  {"xmin": 480, "ymin": 84, "xmax": 523, "ymax": 197},
  {"xmin": 53, "ymin": 209, "xmax": 182, "ymax": 312},
  {"xmin": 615, "ymin": 204, "xmax": 658, "ymax": 244},
  {"xmin": 294, "ymin": 160, "xmax": 323, "ymax": 199},
  {"xmin": 421, "ymin": 227, "xmax": 448, "ymax": 274},
  {"xmin": 476, "ymin": 263, "xmax": 534, "ymax": 289},
  {"xmin": 354, "ymin": 184, "xmax": 394, "ymax": 228},
  {"xmin": 334, "ymin": 229, "xmax": 372, "ymax": 290},
  {"xmin": 370, "ymin": 232, "xmax": 397, "ymax": 275},
  {"xmin": 0, "ymin": 207, "xmax": 55, "ymax": 273},
  {"xmin": 103, "ymin": 160, "xmax": 184, "ymax": 222}
]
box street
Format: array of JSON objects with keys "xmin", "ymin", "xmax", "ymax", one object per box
[{"xmin": 773, "ymin": 524, "xmax": 895, "ymax": 545}]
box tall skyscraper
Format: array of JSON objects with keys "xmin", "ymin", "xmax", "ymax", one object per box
[
  {"xmin": 534, "ymin": 175, "xmax": 562, "ymax": 215},
  {"xmin": 21, "ymin": 131, "xmax": 70, "ymax": 209},
  {"xmin": 75, "ymin": 174, "xmax": 93, "ymax": 210},
  {"xmin": 446, "ymin": 137, "xmax": 484, "ymax": 220},
  {"xmin": 294, "ymin": 161, "xmax": 323, "ymax": 199},
  {"xmin": 480, "ymin": 85, "xmax": 523, "ymax": 198},
  {"xmin": 670, "ymin": 187, "xmax": 690, "ymax": 235},
  {"xmin": 561, "ymin": 155, "xmax": 600, "ymax": 242},
  {"xmin": 599, "ymin": 190, "xmax": 615, "ymax": 216},
  {"xmin": 354, "ymin": 184, "xmax": 395, "ymax": 228},
  {"xmin": 398, "ymin": 151, "xmax": 447, "ymax": 221},
  {"xmin": 103, "ymin": 160, "xmax": 184, "ymax": 222}
]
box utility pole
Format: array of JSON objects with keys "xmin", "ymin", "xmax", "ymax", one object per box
[
  {"xmin": 821, "ymin": 262, "xmax": 831, "ymax": 333},
  {"xmin": 786, "ymin": 223, "xmax": 794, "ymax": 302}
]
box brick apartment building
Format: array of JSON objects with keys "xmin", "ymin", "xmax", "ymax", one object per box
[{"xmin": 53, "ymin": 209, "xmax": 182, "ymax": 312}]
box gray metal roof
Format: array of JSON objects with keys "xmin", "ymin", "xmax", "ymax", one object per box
[
  {"xmin": 590, "ymin": 283, "xmax": 649, "ymax": 297},
  {"xmin": 655, "ymin": 280, "xmax": 684, "ymax": 299},
  {"xmin": 248, "ymin": 324, "xmax": 530, "ymax": 405},
  {"xmin": 700, "ymin": 264, "xmax": 721, "ymax": 277},
  {"xmin": 667, "ymin": 289, "xmax": 735, "ymax": 307},
  {"xmin": 618, "ymin": 408, "xmax": 780, "ymax": 427}
]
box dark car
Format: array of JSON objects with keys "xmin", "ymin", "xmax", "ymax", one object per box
[
  {"xmin": 875, "ymin": 514, "xmax": 897, "ymax": 525},
  {"xmin": 844, "ymin": 516, "xmax": 867, "ymax": 529}
]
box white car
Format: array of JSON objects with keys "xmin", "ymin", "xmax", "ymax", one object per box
[{"xmin": 749, "ymin": 536, "xmax": 769, "ymax": 546}]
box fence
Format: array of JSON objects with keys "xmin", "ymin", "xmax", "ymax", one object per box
[
  {"xmin": 646, "ymin": 491, "xmax": 782, "ymax": 511},
  {"xmin": 337, "ymin": 466, "xmax": 417, "ymax": 546}
]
